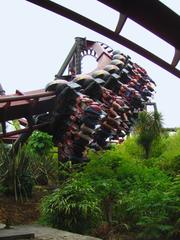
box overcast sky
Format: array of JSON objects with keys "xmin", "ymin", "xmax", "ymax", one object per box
[{"xmin": 0, "ymin": 0, "xmax": 180, "ymax": 128}]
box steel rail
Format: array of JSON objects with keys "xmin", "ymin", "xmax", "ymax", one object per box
[
  {"xmin": 0, "ymin": 91, "xmax": 55, "ymax": 104},
  {"xmin": 0, "ymin": 122, "xmax": 49, "ymax": 138},
  {"xmin": 99, "ymin": 0, "xmax": 180, "ymax": 50},
  {"xmin": 26, "ymin": 0, "xmax": 180, "ymax": 78}
]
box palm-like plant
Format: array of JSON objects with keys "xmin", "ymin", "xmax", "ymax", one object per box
[
  {"xmin": 0, "ymin": 142, "xmax": 9, "ymax": 186},
  {"xmin": 0, "ymin": 142, "xmax": 34, "ymax": 201},
  {"xmin": 134, "ymin": 111, "xmax": 163, "ymax": 159}
]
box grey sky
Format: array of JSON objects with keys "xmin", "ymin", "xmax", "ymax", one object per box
[{"xmin": 0, "ymin": 0, "xmax": 180, "ymax": 127}]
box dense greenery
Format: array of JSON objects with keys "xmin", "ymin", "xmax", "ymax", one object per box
[
  {"xmin": 0, "ymin": 131, "xmax": 57, "ymax": 200},
  {"xmin": 0, "ymin": 115, "xmax": 180, "ymax": 239},
  {"xmin": 0, "ymin": 143, "xmax": 34, "ymax": 201},
  {"xmin": 40, "ymin": 178, "xmax": 101, "ymax": 233},
  {"xmin": 26, "ymin": 131, "xmax": 58, "ymax": 185},
  {"xmin": 40, "ymin": 130, "xmax": 180, "ymax": 239},
  {"xmin": 134, "ymin": 111, "xmax": 163, "ymax": 158},
  {"xmin": 27, "ymin": 131, "xmax": 53, "ymax": 156}
]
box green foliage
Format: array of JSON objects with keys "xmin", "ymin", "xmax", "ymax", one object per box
[
  {"xmin": 150, "ymin": 135, "xmax": 168, "ymax": 158},
  {"xmin": 120, "ymin": 135, "xmax": 144, "ymax": 158},
  {"xmin": 156, "ymin": 130, "xmax": 180, "ymax": 176},
  {"xmin": 12, "ymin": 120, "xmax": 21, "ymax": 130},
  {"xmin": 40, "ymin": 140, "xmax": 180, "ymax": 239},
  {"xmin": 0, "ymin": 142, "xmax": 9, "ymax": 183},
  {"xmin": 26, "ymin": 131, "xmax": 58, "ymax": 185},
  {"xmin": 88, "ymin": 148, "xmax": 179, "ymax": 240},
  {"xmin": 43, "ymin": 136, "xmax": 180, "ymax": 237},
  {"xmin": 2, "ymin": 115, "xmax": 178, "ymax": 239},
  {"xmin": 0, "ymin": 183, "xmax": 7, "ymax": 194},
  {"xmin": 83, "ymin": 151, "xmax": 123, "ymax": 223},
  {"xmin": 27, "ymin": 131, "xmax": 53, "ymax": 156},
  {"xmin": 0, "ymin": 142, "xmax": 34, "ymax": 201},
  {"xmin": 57, "ymin": 160, "xmax": 85, "ymax": 183},
  {"xmin": 29, "ymin": 153, "xmax": 58, "ymax": 185},
  {"xmin": 0, "ymin": 131, "xmax": 58, "ymax": 200},
  {"xmin": 116, "ymin": 181, "xmax": 179, "ymax": 240},
  {"xmin": 134, "ymin": 111, "xmax": 163, "ymax": 158},
  {"xmin": 40, "ymin": 177, "xmax": 101, "ymax": 233}
]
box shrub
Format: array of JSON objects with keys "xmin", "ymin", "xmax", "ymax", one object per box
[
  {"xmin": 27, "ymin": 131, "xmax": 59, "ymax": 185},
  {"xmin": 40, "ymin": 134, "xmax": 180, "ymax": 239},
  {"xmin": 0, "ymin": 142, "xmax": 34, "ymax": 201},
  {"xmin": 40, "ymin": 177, "xmax": 101, "ymax": 233},
  {"xmin": 29, "ymin": 153, "xmax": 58, "ymax": 185},
  {"xmin": 117, "ymin": 135, "xmax": 144, "ymax": 161},
  {"xmin": 27, "ymin": 131, "xmax": 53, "ymax": 156},
  {"xmin": 156, "ymin": 131, "xmax": 180, "ymax": 176},
  {"xmin": 86, "ymin": 147, "xmax": 180, "ymax": 240}
]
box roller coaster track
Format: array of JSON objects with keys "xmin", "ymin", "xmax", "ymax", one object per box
[
  {"xmin": 0, "ymin": 39, "xmax": 112, "ymax": 143},
  {"xmin": 0, "ymin": 36, "xmax": 158, "ymax": 163},
  {"xmin": 26, "ymin": 0, "xmax": 180, "ymax": 78},
  {"xmin": 0, "ymin": 90, "xmax": 55, "ymax": 138},
  {"xmin": 1, "ymin": 0, "xmax": 179, "ymax": 147}
]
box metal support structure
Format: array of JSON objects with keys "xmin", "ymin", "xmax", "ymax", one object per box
[
  {"xmin": 145, "ymin": 102, "xmax": 158, "ymax": 113},
  {"xmin": 55, "ymin": 37, "xmax": 87, "ymax": 78},
  {"xmin": 0, "ymin": 39, "xmax": 111, "ymax": 143},
  {"xmin": 25, "ymin": 0, "xmax": 180, "ymax": 78},
  {"xmin": 0, "ymin": 83, "xmax": 6, "ymax": 135},
  {"xmin": 75, "ymin": 37, "xmax": 85, "ymax": 74},
  {"xmin": 0, "ymin": 122, "xmax": 49, "ymax": 139},
  {"xmin": 99, "ymin": 0, "xmax": 180, "ymax": 50},
  {"xmin": 0, "ymin": 33, "xmax": 176, "ymax": 150},
  {"xmin": 55, "ymin": 37, "xmax": 112, "ymax": 78},
  {"xmin": 55, "ymin": 42, "xmax": 77, "ymax": 79},
  {"xmin": 115, "ymin": 13, "xmax": 127, "ymax": 34},
  {"xmin": 171, "ymin": 49, "xmax": 180, "ymax": 67}
]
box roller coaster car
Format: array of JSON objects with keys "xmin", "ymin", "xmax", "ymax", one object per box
[{"xmin": 0, "ymin": 38, "xmax": 155, "ymax": 163}]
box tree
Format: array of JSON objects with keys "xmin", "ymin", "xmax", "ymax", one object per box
[{"xmin": 134, "ymin": 111, "xmax": 163, "ymax": 159}]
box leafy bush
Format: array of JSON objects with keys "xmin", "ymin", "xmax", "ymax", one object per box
[
  {"xmin": 117, "ymin": 135, "xmax": 144, "ymax": 161},
  {"xmin": 85, "ymin": 147, "xmax": 180, "ymax": 239},
  {"xmin": 155, "ymin": 131, "xmax": 180, "ymax": 176},
  {"xmin": 0, "ymin": 142, "xmax": 34, "ymax": 201},
  {"xmin": 116, "ymin": 182, "xmax": 179, "ymax": 240},
  {"xmin": 40, "ymin": 131, "xmax": 180, "ymax": 239},
  {"xmin": 0, "ymin": 131, "xmax": 57, "ymax": 200},
  {"xmin": 150, "ymin": 135, "xmax": 168, "ymax": 158},
  {"xmin": 27, "ymin": 131, "xmax": 53, "ymax": 156},
  {"xmin": 29, "ymin": 153, "xmax": 58, "ymax": 185},
  {"xmin": 27, "ymin": 131, "xmax": 59, "ymax": 185},
  {"xmin": 40, "ymin": 177, "xmax": 101, "ymax": 233}
]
